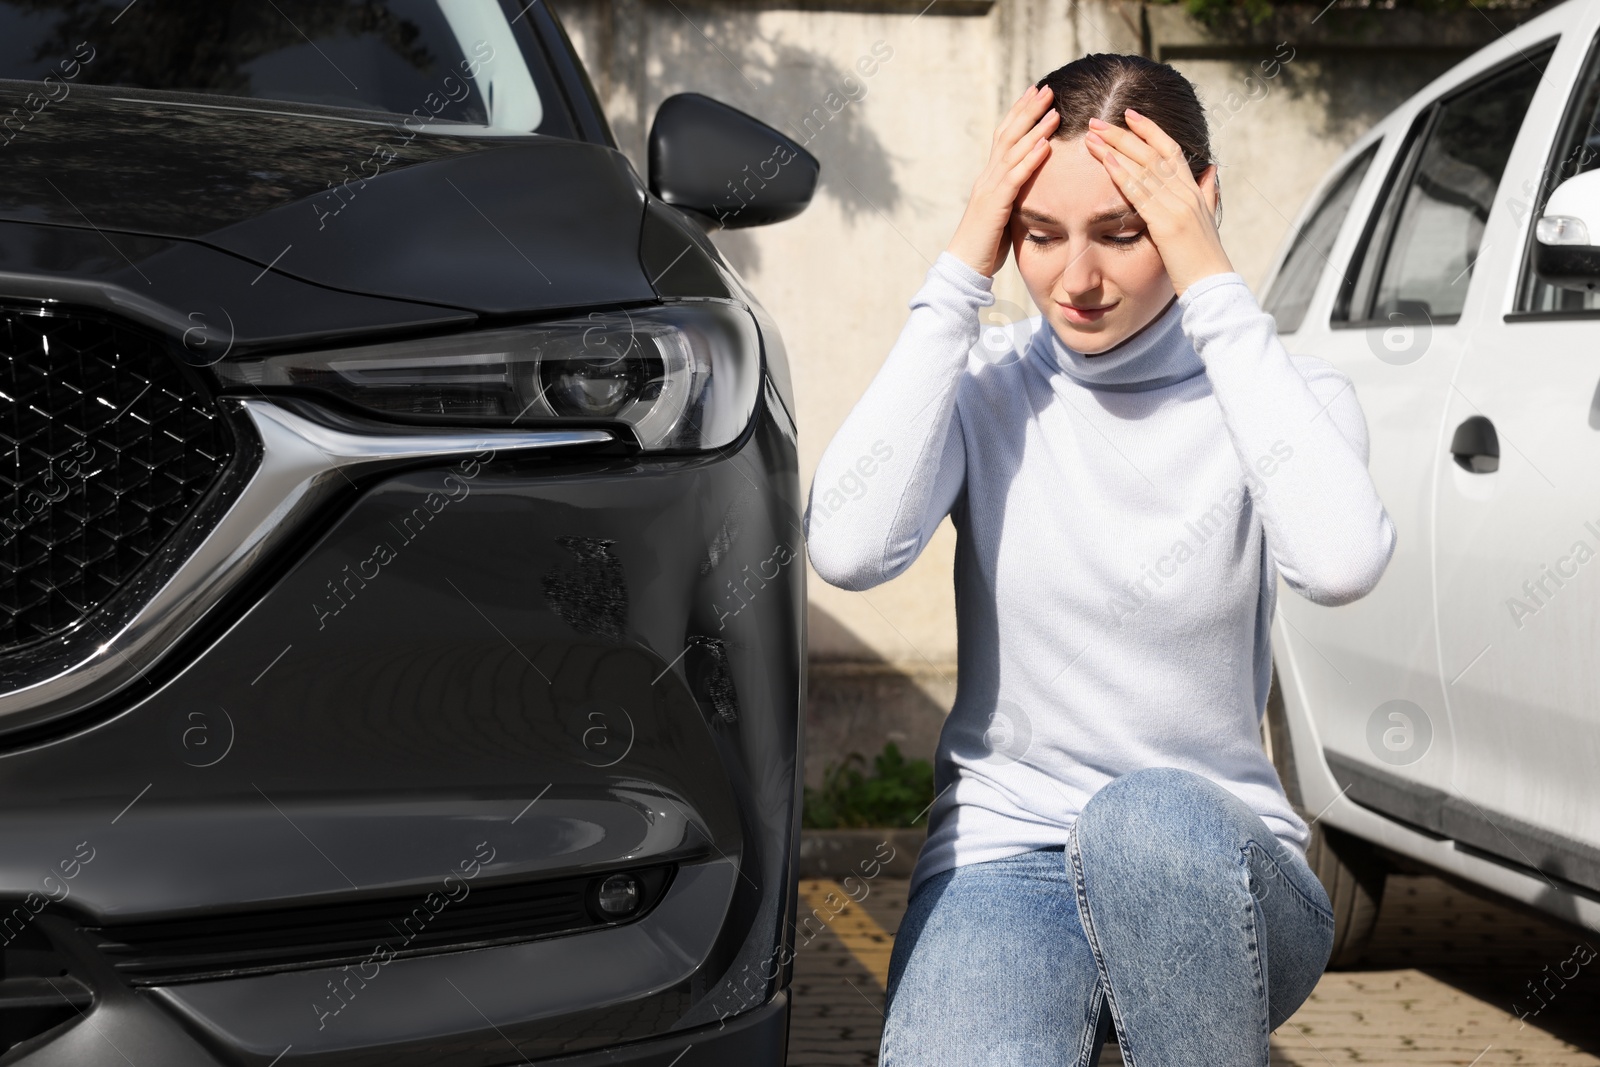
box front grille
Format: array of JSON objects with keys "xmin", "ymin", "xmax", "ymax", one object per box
[
  {"xmin": 86, "ymin": 864, "xmax": 675, "ymax": 985},
  {"xmin": 0, "ymin": 306, "xmax": 233, "ymax": 653}
]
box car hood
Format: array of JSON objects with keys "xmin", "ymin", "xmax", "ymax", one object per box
[{"xmin": 0, "ymin": 84, "xmax": 657, "ymax": 321}]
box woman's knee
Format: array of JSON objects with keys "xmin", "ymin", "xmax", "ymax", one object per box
[
  {"xmin": 1072, "ymin": 766, "xmax": 1257, "ymax": 873},
  {"xmin": 1079, "ymin": 766, "xmax": 1233, "ymax": 831}
]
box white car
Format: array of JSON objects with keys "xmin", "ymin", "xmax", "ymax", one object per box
[{"xmin": 1258, "ymin": 0, "xmax": 1600, "ymax": 968}]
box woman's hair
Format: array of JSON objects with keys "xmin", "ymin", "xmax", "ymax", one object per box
[{"xmin": 1035, "ymin": 54, "xmax": 1213, "ymax": 182}]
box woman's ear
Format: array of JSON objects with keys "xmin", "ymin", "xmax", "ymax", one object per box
[
  {"xmin": 1198, "ymin": 164, "xmax": 1223, "ymax": 228},
  {"xmin": 1197, "ymin": 164, "xmax": 1219, "ymax": 211}
]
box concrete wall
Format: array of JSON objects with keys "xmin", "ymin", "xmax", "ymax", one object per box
[{"xmin": 551, "ymin": 0, "xmax": 1550, "ymax": 787}]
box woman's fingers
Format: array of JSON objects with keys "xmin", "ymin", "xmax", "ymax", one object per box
[
  {"xmin": 1085, "ymin": 117, "xmax": 1171, "ymax": 179},
  {"xmin": 1006, "ymin": 133, "xmax": 1053, "ymax": 186},
  {"xmin": 1124, "ymin": 108, "xmax": 1192, "ymax": 172},
  {"xmin": 1087, "ymin": 137, "xmax": 1193, "ymax": 237},
  {"xmin": 1082, "ymin": 134, "xmax": 1147, "ymax": 196},
  {"xmin": 1086, "ymin": 121, "xmax": 1195, "ymax": 214},
  {"xmin": 1083, "ymin": 139, "xmax": 1161, "ymax": 211},
  {"xmin": 1090, "ymin": 144, "xmax": 1155, "ymax": 214},
  {"xmin": 1079, "ymin": 109, "xmax": 1234, "ymax": 294},
  {"xmin": 997, "ymin": 86, "xmax": 1055, "ymax": 157},
  {"xmin": 1002, "ymin": 108, "xmax": 1059, "ymax": 170},
  {"xmin": 1088, "ymin": 112, "xmax": 1199, "ymax": 194},
  {"xmin": 995, "ymin": 85, "xmax": 1042, "ymax": 144},
  {"xmin": 949, "ymin": 85, "xmax": 1059, "ymax": 276}
]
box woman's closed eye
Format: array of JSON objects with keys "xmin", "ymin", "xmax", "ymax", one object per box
[{"xmin": 1022, "ymin": 228, "xmax": 1147, "ymax": 247}]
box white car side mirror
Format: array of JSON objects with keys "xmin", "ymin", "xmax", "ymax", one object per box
[{"xmin": 1534, "ymin": 168, "xmax": 1600, "ymax": 291}]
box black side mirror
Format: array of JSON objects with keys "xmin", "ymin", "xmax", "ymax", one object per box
[{"xmin": 648, "ymin": 92, "xmax": 819, "ymax": 230}]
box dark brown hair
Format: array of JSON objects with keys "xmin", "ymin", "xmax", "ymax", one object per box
[{"xmin": 1035, "ymin": 54, "xmax": 1212, "ymax": 182}]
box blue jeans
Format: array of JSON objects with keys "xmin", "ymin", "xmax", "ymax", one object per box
[{"xmin": 881, "ymin": 766, "xmax": 1336, "ymax": 1066}]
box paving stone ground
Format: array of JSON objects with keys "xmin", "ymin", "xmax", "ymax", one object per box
[{"xmin": 787, "ymin": 873, "xmax": 1600, "ymax": 1066}]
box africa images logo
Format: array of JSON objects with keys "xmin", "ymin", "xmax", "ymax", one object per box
[{"xmin": 980, "ymin": 699, "xmax": 1032, "ymax": 766}]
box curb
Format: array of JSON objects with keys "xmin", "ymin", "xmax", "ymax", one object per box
[{"xmin": 798, "ymin": 827, "xmax": 926, "ymax": 880}]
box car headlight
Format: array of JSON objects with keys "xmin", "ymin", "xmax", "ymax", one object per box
[{"xmin": 211, "ymin": 302, "xmax": 761, "ymax": 451}]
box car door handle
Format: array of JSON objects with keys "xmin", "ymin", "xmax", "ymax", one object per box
[{"xmin": 1450, "ymin": 414, "xmax": 1499, "ymax": 473}]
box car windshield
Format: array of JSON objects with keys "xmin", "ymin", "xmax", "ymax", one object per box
[{"xmin": 0, "ymin": 0, "xmax": 560, "ymax": 135}]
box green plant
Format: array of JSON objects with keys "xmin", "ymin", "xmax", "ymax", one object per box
[{"xmin": 802, "ymin": 741, "xmax": 935, "ymax": 829}]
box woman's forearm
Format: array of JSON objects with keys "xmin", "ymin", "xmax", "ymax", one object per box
[
  {"xmin": 1179, "ymin": 271, "xmax": 1398, "ymax": 605},
  {"xmin": 804, "ymin": 251, "xmax": 988, "ymax": 590}
]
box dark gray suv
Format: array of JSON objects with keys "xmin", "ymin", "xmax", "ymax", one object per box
[{"xmin": 0, "ymin": 2, "xmax": 817, "ymax": 1064}]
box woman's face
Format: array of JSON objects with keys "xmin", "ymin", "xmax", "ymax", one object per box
[{"xmin": 1009, "ymin": 133, "xmax": 1177, "ymax": 355}]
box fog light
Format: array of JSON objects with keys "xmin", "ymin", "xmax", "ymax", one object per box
[{"xmin": 595, "ymin": 873, "xmax": 641, "ymax": 917}]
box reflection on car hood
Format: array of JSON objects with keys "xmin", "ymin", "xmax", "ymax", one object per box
[{"xmin": 0, "ymin": 85, "xmax": 656, "ymax": 318}]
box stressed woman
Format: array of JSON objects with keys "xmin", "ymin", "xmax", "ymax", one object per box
[{"xmin": 802, "ymin": 54, "xmax": 1396, "ymax": 1066}]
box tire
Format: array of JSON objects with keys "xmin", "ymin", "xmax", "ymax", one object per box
[{"xmin": 1263, "ymin": 664, "xmax": 1390, "ymax": 970}]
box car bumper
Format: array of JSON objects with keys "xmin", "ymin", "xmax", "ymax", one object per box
[{"xmin": 0, "ymin": 388, "xmax": 804, "ymax": 1066}]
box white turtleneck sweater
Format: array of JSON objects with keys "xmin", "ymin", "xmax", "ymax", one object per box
[{"xmin": 804, "ymin": 252, "xmax": 1396, "ymax": 900}]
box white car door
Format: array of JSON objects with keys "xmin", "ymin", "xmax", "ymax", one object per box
[
  {"xmin": 1262, "ymin": 16, "xmax": 1575, "ymax": 834},
  {"xmin": 1431, "ymin": 13, "xmax": 1600, "ymax": 893},
  {"xmin": 1260, "ymin": 116, "xmax": 1461, "ymax": 822}
]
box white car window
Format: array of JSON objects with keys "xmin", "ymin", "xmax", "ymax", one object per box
[
  {"xmin": 1263, "ymin": 143, "xmax": 1376, "ymax": 333},
  {"xmin": 1339, "ymin": 47, "xmax": 1553, "ymax": 325},
  {"xmin": 1519, "ymin": 30, "xmax": 1600, "ymax": 313}
]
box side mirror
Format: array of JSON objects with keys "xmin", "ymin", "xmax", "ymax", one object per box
[
  {"xmin": 648, "ymin": 93, "xmax": 819, "ymax": 230},
  {"xmin": 1534, "ymin": 169, "xmax": 1600, "ymax": 291}
]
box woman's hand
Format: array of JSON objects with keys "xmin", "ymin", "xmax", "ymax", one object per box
[
  {"xmin": 1082, "ymin": 108, "xmax": 1233, "ymax": 296},
  {"xmin": 945, "ymin": 84, "xmax": 1059, "ymax": 278}
]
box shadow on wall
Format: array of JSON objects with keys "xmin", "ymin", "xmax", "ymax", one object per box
[
  {"xmin": 807, "ymin": 598, "xmax": 879, "ymax": 660},
  {"xmin": 1151, "ymin": 0, "xmax": 1566, "ymax": 150},
  {"xmin": 552, "ymin": 0, "xmax": 912, "ymax": 279},
  {"xmin": 805, "ymin": 601, "xmax": 955, "ymax": 791},
  {"xmin": 709, "ymin": 36, "xmax": 902, "ymax": 281},
  {"xmin": 1195, "ymin": 47, "xmax": 1474, "ymax": 153}
]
